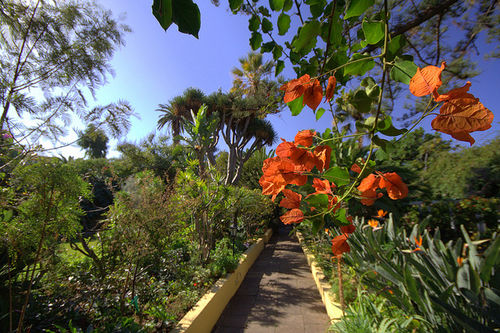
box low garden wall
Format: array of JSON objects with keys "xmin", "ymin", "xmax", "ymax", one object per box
[
  {"xmin": 171, "ymin": 228, "xmax": 273, "ymax": 333},
  {"xmin": 296, "ymin": 231, "xmax": 344, "ymax": 323}
]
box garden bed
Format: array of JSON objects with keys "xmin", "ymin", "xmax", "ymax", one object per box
[
  {"xmin": 172, "ymin": 228, "xmax": 273, "ymax": 333},
  {"xmin": 296, "ymin": 231, "xmax": 344, "ymax": 323}
]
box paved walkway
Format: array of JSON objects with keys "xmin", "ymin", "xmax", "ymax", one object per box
[{"xmin": 213, "ymin": 225, "xmax": 331, "ymax": 333}]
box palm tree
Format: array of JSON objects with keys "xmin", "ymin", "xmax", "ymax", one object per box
[
  {"xmin": 156, "ymin": 88, "xmax": 205, "ymax": 144},
  {"xmin": 230, "ymin": 52, "xmax": 274, "ymax": 97}
]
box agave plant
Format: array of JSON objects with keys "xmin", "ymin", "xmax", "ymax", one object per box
[{"xmin": 344, "ymin": 215, "xmax": 500, "ymax": 332}]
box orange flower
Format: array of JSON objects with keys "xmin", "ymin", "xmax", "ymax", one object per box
[
  {"xmin": 413, "ymin": 236, "xmax": 423, "ymax": 252},
  {"xmin": 312, "ymin": 178, "xmax": 334, "ymax": 195},
  {"xmin": 379, "ymin": 172, "xmax": 408, "ymax": 200},
  {"xmin": 351, "ymin": 163, "xmax": 362, "ymax": 173},
  {"xmin": 457, "ymin": 257, "xmax": 464, "ymax": 266},
  {"xmin": 368, "ymin": 219, "xmax": 379, "ymax": 229},
  {"xmin": 259, "ymin": 156, "xmax": 307, "ymax": 201},
  {"xmin": 331, "ymin": 234, "xmax": 350, "ymax": 256},
  {"xmin": 325, "ymin": 228, "xmax": 329, "ymax": 234},
  {"xmin": 313, "ymin": 145, "xmax": 331, "ymax": 172},
  {"xmin": 409, "ymin": 62, "xmax": 446, "ymax": 97},
  {"xmin": 279, "ymin": 189, "xmax": 302, "ymax": 209},
  {"xmin": 280, "ymin": 208, "xmax": 304, "ymax": 225},
  {"xmin": 294, "ymin": 130, "xmax": 316, "ymax": 147},
  {"xmin": 431, "ymin": 89, "xmax": 493, "ymax": 145},
  {"xmin": 341, "ymin": 224, "xmax": 356, "ymax": 234},
  {"xmin": 280, "ymin": 74, "xmax": 311, "ymax": 103},
  {"xmin": 303, "ymin": 79, "xmax": 323, "ymax": 111},
  {"xmin": 325, "ymin": 76, "xmax": 336, "ymax": 101},
  {"xmin": 376, "ymin": 209, "xmax": 387, "ymax": 218}
]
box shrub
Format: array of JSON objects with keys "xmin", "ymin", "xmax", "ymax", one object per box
[{"xmin": 344, "ymin": 215, "xmax": 500, "ymax": 332}]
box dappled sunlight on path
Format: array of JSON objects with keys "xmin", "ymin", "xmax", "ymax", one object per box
[{"xmin": 213, "ymin": 225, "xmax": 330, "ymax": 333}]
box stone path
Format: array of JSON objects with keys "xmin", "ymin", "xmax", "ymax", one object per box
[{"xmin": 213, "ymin": 225, "xmax": 331, "ymax": 333}]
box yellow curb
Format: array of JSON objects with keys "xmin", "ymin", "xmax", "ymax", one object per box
[
  {"xmin": 171, "ymin": 228, "xmax": 273, "ymax": 333},
  {"xmin": 296, "ymin": 232, "xmax": 344, "ymax": 323}
]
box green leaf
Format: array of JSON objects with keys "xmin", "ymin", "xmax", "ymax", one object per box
[
  {"xmin": 261, "ymin": 41, "xmax": 275, "ymax": 53},
  {"xmin": 380, "ymin": 125, "xmax": 407, "ymax": 137},
  {"xmin": 250, "ymin": 32, "xmax": 263, "ymax": 51},
  {"xmin": 343, "ymin": 53, "xmax": 375, "ymax": 76},
  {"xmin": 283, "ymin": 0, "xmax": 293, "ymax": 11},
  {"xmin": 262, "ymin": 17, "xmax": 273, "ymax": 33},
  {"xmin": 360, "ymin": 76, "xmax": 376, "ymax": 87},
  {"xmin": 334, "ymin": 208, "xmax": 350, "ymax": 226},
  {"xmin": 321, "ymin": 19, "xmax": 342, "ymax": 47},
  {"xmin": 387, "ymin": 35, "xmax": 406, "ymax": 61},
  {"xmin": 308, "ymin": 0, "xmax": 326, "ymax": 18},
  {"xmin": 272, "ymin": 46, "xmax": 282, "ymax": 60},
  {"xmin": 323, "ymin": 167, "xmax": 350, "ymax": 186},
  {"xmin": 171, "ymin": 0, "xmax": 201, "ymax": 38},
  {"xmin": 258, "ymin": 6, "xmax": 271, "ymax": 17},
  {"xmin": 373, "ymin": 135, "xmax": 394, "ymax": 153},
  {"xmin": 269, "ymin": 0, "xmax": 285, "ymax": 11},
  {"xmin": 306, "ymin": 193, "xmax": 329, "ymax": 209},
  {"xmin": 351, "ymin": 90, "xmax": 372, "ymax": 113},
  {"xmin": 278, "ymin": 13, "xmax": 291, "ymax": 35},
  {"xmin": 311, "ymin": 216, "xmax": 325, "ymax": 234},
  {"xmin": 362, "ymin": 20, "xmax": 384, "ymax": 45},
  {"xmin": 480, "ymin": 236, "xmax": 500, "ymax": 282},
  {"xmin": 287, "ymin": 95, "xmax": 304, "ymax": 116},
  {"xmin": 249, "ymin": 15, "xmax": 260, "ymax": 32},
  {"xmin": 276, "ymin": 60, "xmax": 285, "ymax": 75},
  {"xmin": 366, "ymin": 84, "xmax": 380, "ymax": 99},
  {"xmin": 229, "ymin": 0, "xmax": 243, "ymax": 12},
  {"xmin": 292, "ymin": 21, "xmax": 321, "ymax": 53},
  {"xmin": 390, "ymin": 56, "xmax": 418, "ymax": 85},
  {"xmin": 315, "ymin": 107, "xmax": 326, "ymax": 120},
  {"xmin": 344, "ymin": 0, "xmax": 374, "ymax": 19},
  {"xmin": 376, "ymin": 116, "xmax": 407, "ymax": 137},
  {"xmin": 152, "ymin": 0, "xmax": 173, "ymax": 30}
]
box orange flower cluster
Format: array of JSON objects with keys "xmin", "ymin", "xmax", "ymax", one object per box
[
  {"xmin": 332, "ymin": 218, "xmax": 356, "ymax": 256},
  {"xmin": 260, "ymin": 130, "xmax": 332, "ymax": 203},
  {"xmin": 409, "ymin": 62, "xmax": 493, "ymax": 145},
  {"xmin": 280, "ymin": 74, "xmax": 336, "ymax": 110},
  {"xmin": 357, "ymin": 172, "xmax": 408, "ymax": 206}
]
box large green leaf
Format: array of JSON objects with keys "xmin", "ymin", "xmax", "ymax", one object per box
[
  {"xmin": 269, "ymin": 0, "xmax": 285, "ymax": 11},
  {"xmin": 315, "ymin": 107, "xmax": 326, "ymax": 120},
  {"xmin": 262, "ymin": 17, "xmax": 273, "ymax": 33},
  {"xmin": 344, "ymin": 53, "xmax": 375, "ymax": 76},
  {"xmin": 283, "ymin": 0, "xmax": 293, "ymax": 11},
  {"xmin": 272, "ymin": 46, "xmax": 282, "ymax": 60},
  {"xmin": 276, "ymin": 60, "xmax": 285, "ymax": 75},
  {"xmin": 362, "ymin": 20, "xmax": 384, "ymax": 45},
  {"xmin": 334, "ymin": 208, "xmax": 350, "ymax": 226},
  {"xmin": 305, "ymin": 193, "xmax": 329, "ymax": 209},
  {"xmin": 292, "ymin": 21, "xmax": 321, "ymax": 53},
  {"xmin": 229, "ymin": 0, "xmax": 243, "ymax": 12},
  {"xmin": 278, "ymin": 13, "xmax": 291, "ymax": 35},
  {"xmin": 480, "ymin": 236, "xmax": 500, "ymax": 282},
  {"xmin": 250, "ymin": 32, "xmax": 263, "ymax": 50},
  {"xmin": 171, "ymin": 0, "xmax": 201, "ymax": 38},
  {"xmin": 344, "ymin": 0, "xmax": 374, "ymax": 19},
  {"xmin": 287, "ymin": 95, "xmax": 304, "ymax": 116},
  {"xmin": 390, "ymin": 56, "xmax": 418, "ymax": 85},
  {"xmin": 152, "ymin": 0, "xmax": 173, "ymax": 30},
  {"xmin": 351, "ymin": 89, "xmax": 372, "ymax": 113},
  {"xmin": 248, "ymin": 15, "xmax": 260, "ymax": 32},
  {"xmin": 376, "ymin": 116, "xmax": 407, "ymax": 136},
  {"xmin": 387, "ymin": 35, "xmax": 406, "ymax": 61},
  {"xmin": 323, "ymin": 166, "xmax": 350, "ymax": 186}
]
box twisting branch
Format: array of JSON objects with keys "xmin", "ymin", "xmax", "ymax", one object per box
[
  {"xmin": 435, "ymin": 14, "xmax": 442, "ymax": 65},
  {"xmin": 294, "ymin": 0, "xmax": 304, "ymax": 25}
]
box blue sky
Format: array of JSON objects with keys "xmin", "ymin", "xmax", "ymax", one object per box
[{"xmin": 61, "ymin": 1, "xmax": 499, "ymax": 158}]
